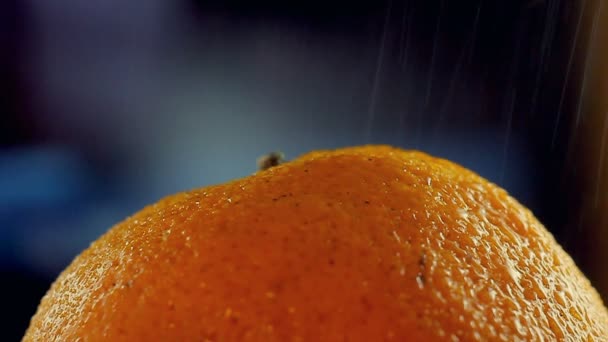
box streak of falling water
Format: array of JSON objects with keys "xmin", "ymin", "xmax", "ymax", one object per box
[
  {"xmin": 575, "ymin": 204, "xmax": 587, "ymax": 237},
  {"xmin": 529, "ymin": 0, "xmax": 560, "ymax": 119},
  {"xmin": 365, "ymin": 0, "xmax": 393, "ymax": 142},
  {"xmin": 433, "ymin": 2, "xmax": 483, "ymax": 138},
  {"xmin": 564, "ymin": 0, "xmax": 603, "ymax": 168},
  {"xmin": 499, "ymin": 13, "xmax": 526, "ymax": 185},
  {"xmin": 423, "ymin": 0, "xmax": 444, "ymax": 109},
  {"xmin": 398, "ymin": 1, "xmax": 410, "ymax": 63},
  {"xmin": 414, "ymin": 0, "xmax": 444, "ymax": 149},
  {"xmin": 573, "ymin": 0, "xmax": 603, "ymax": 129},
  {"xmin": 400, "ymin": 4, "xmax": 414, "ymax": 69},
  {"xmin": 594, "ymin": 111, "xmax": 608, "ymax": 208},
  {"xmin": 551, "ymin": 0, "xmax": 587, "ymax": 149},
  {"xmin": 397, "ymin": 1, "xmax": 412, "ymax": 144},
  {"xmin": 432, "ymin": 38, "xmax": 468, "ymax": 139},
  {"xmin": 500, "ymin": 90, "xmax": 517, "ymax": 184},
  {"xmin": 467, "ymin": 0, "xmax": 483, "ymax": 63},
  {"xmin": 401, "ymin": 4, "xmax": 416, "ymax": 147}
]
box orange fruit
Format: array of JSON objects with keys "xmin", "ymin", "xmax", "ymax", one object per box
[{"xmin": 23, "ymin": 146, "xmax": 608, "ymax": 341}]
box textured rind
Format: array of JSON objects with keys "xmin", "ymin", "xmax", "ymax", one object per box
[{"xmin": 24, "ymin": 145, "xmax": 608, "ymax": 341}]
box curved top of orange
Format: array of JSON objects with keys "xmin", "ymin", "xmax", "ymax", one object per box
[{"xmin": 24, "ymin": 145, "xmax": 608, "ymax": 341}]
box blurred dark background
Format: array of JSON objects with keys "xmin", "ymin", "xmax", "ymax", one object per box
[{"xmin": 2, "ymin": 0, "xmax": 607, "ymax": 339}]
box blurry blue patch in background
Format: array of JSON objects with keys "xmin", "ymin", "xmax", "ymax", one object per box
[
  {"xmin": 0, "ymin": 146, "xmax": 142, "ymax": 274},
  {"xmin": 0, "ymin": 146, "xmax": 95, "ymax": 271},
  {"xmin": 0, "ymin": 147, "xmax": 88, "ymax": 208}
]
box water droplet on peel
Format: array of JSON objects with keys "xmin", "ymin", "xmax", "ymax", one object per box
[
  {"xmin": 506, "ymin": 260, "xmax": 522, "ymax": 283},
  {"xmin": 457, "ymin": 208, "xmax": 469, "ymax": 220},
  {"xmin": 392, "ymin": 230, "xmax": 401, "ymax": 243},
  {"xmin": 416, "ymin": 274, "xmax": 425, "ymax": 289}
]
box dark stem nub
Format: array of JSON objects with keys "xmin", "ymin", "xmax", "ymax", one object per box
[{"xmin": 257, "ymin": 152, "xmax": 285, "ymax": 171}]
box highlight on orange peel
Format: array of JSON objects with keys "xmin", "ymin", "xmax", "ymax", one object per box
[{"xmin": 23, "ymin": 145, "xmax": 608, "ymax": 341}]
